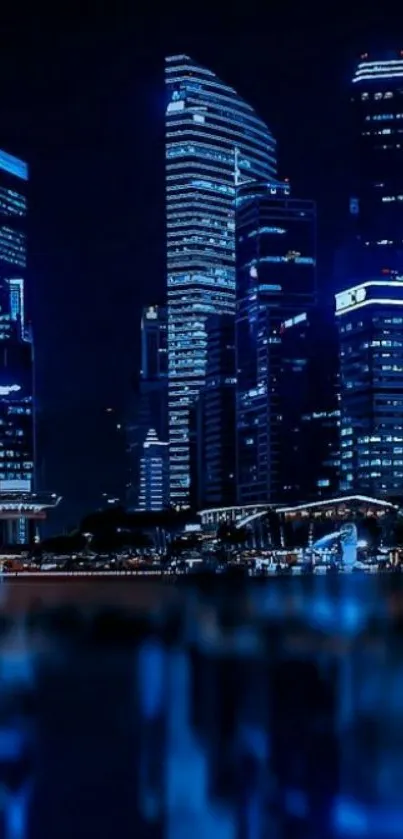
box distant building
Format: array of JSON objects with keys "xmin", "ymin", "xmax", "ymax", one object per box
[
  {"xmin": 236, "ymin": 180, "xmax": 317, "ymax": 504},
  {"xmin": 344, "ymin": 53, "xmax": 403, "ymax": 282},
  {"xmin": 279, "ymin": 306, "xmax": 340, "ymax": 502},
  {"xmin": 190, "ymin": 315, "xmax": 236, "ymax": 510},
  {"xmin": 141, "ymin": 305, "xmax": 168, "ymax": 381},
  {"xmin": 100, "ymin": 406, "xmax": 126, "ymax": 507},
  {"xmin": 0, "ymin": 148, "xmax": 61, "ymax": 543},
  {"xmin": 0, "ymin": 339, "xmax": 34, "ymax": 495},
  {"xmin": 336, "ymin": 278, "xmax": 403, "ymax": 498},
  {"xmin": 127, "ymin": 306, "xmax": 168, "ymax": 509},
  {"xmin": 137, "ymin": 429, "xmax": 169, "ymax": 512},
  {"xmin": 189, "ymin": 393, "xmax": 205, "ymax": 512},
  {"xmin": 0, "ymin": 150, "xmax": 34, "ymax": 544},
  {"xmin": 0, "ymin": 148, "xmax": 27, "ymax": 292},
  {"xmin": 165, "ymin": 54, "xmax": 276, "ymax": 507}
]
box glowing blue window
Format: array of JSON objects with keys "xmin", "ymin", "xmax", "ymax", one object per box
[{"xmin": 0, "ymin": 149, "xmax": 28, "ymax": 181}]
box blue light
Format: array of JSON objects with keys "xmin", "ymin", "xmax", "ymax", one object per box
[
  {"xmin": 0, "ymin": 149, "xmax": 28, "ymax": 181},
  {"xmin": 166, "ymin": 54, "xmax": 276, "ymax": 505}
]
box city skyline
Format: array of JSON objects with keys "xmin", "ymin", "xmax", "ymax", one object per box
[{"xmin": 1, "ymin": 12, "xmax": 403, "ymax": 526}]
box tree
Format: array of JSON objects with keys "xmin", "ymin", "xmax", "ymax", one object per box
[
  {"xmin": 40, "ymin": 531, "xmax": 87, "ymax": 555},
  {"xmin": 217, "ymin": 522, "xmax": 249, "ymax": 558}
]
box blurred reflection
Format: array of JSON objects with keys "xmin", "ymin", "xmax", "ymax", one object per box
[{"xmin": 0, "ymin": 579, "xmax": 401, "ymax": 836}]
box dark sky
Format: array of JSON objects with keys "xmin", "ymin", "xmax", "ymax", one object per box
[{"xmin": 0, "ymin": 3, "xmax": 401, "ymax": 528}]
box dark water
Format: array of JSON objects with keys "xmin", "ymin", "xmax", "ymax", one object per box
[{"xmin": 0, "ymin": 576, "xmax": 402, "ymax": 838}]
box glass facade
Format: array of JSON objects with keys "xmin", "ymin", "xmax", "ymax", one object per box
[
  {"xmin": 279, "ymin": 306, "xmax": 340, "ymax": 502},
  {"xmin": 236, "ymin": 181, "xmax": 317, "ymax": 504},
  {"xmin": 336, "ymin": 279, "xmax": 403, "ymax": 498},
  {"xmin": 0, "ymin": 340, "xmax": 33, "ymax": 494},
  {"xmin": 0, "ymin": 150, "xmax": 27, "ymax": 283},
  {"xmin": 0, "ymin": 149, "xmax": 33, "ymax": 517},
  {"xmin": 350, "ymin": 53, "xmax": 403, "ymax": 277},
  {"xmin": 127, "ymin": 306, "xmax": 168, "ymax": 509},
  {"xmin": 165, "ymin": 54, "xmax": 276, "ymax": 506},
  {"xmin": 191, "ymin": 314, "xmax": 237, "ymax": 509},
  {"xmin": 141, "ymin": 305, "xmax": 168, "ymax": 380}
]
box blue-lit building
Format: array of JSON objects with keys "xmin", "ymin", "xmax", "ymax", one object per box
[
  {"xmin": 127, "ymin": 305, "xmax": 168, "ymax": 509},
  {"xmin": 0, "ymin": 151, "xmax": 32, "ymax": 492},
  {"xmin": 189, "ymin": 314, "xmax": 236, "ymax": 510},
  {"xmin": 0, "ymin": 149, "xmax": 36, "ymax": 544},
  {"xmin": 279, "ymin": 305, "xmax": 340, "ymax": 502},
  {"xmin": 0, "ymin": 149, "xmax": 27, "ymax": 341},
  {"xmin": 347, "ymin": 53, "xmax": 403, "ymax": 280},
  {"xmin": 336, "ymin": 279, "xmax": 403, "ymax": 498},
  {"xmin": 141, "ymin": 305, "xmax": 168, "ymax": 382},
  {"xmin": 236, "ymin": 180, "xmax": 317, "ymax": 505},
  {"xmin": 0, "ymin": 150, "xmax": 27, "ymax": 292},
  {"xmin": 137, "ymin": 429, "xmax": 169, "ymax": 512},
  {"xmin": 165, "ymin": 54, "xmax": 276, "ymax": 507}
]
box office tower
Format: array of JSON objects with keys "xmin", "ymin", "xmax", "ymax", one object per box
[
  {"xmin": 0, "ymin": 150, "xmax": 27, "ymax": 289},
  {"xmin": 127, "ymin": 306, "xmax": 168, "ymax": 509},
  {"xmin": 141, "ymin": 305, "xmax": 168, "ymax": 381},
  {"xmin": 100, "ymin": 406, "xmax": 126, "ymax": 507},
  {"xmin": 190, "ymin": 314, "xmax": 236, "ymax": 510},
  {"xmin": 139, "ymin": 306, "xmax": 168, "ymax": 444},
  {"xmin": 348, "ymin": 52, "xmax": 403, "ymax": 279},
  {"xmin": 0, "ymin": 150, "xmax": 33, "ymax": 508},
  {"xmin": 0, "ymin": 149, "xmax": 28, "ymax": 345},
  {"xmin": 165, "ymin": 54, "xmax": 276, "ymax": 507},
  {"xmin": 188, "ymin": 394, "xmax": 205, "ymax": 511},
  {"xmin": 236, "ymin": 181, "xmax": 317, "ymax": 505},
  {"xmin": 336, "ymin": 278, "xmax": 403, "ymax": 498},
  {"xmin": 137, "ymin": 429, "xmax": 169, "ymax": 512},
  {"xmin": 279, "ymin": 306, "xmax": 340, "ymax": 502},
  {"xmin": 0, "ymin": 340, "xmax": 34, "ymax": 495}
]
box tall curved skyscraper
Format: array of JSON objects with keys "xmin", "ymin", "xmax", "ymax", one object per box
[{"xmin": 165, "ymin": 54, "xmax": 276, "ymax": 505}]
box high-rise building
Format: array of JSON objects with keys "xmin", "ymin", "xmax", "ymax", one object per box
[
  {"xmin": 336, "ymin": 278, "xmax": 403, "ymax": 498},
  {"xmin": 137, "ymin": 429, "xmax": 169, "ymax": 512},
  {"xmin": 141, "ymin": 305, "xmax": 168, "ymax": 381},
  {"xmin": 100, "ymin": 406, "xmax": 126, "ymax": 507},
  {"xmin": 0, "ymin": 150, "xmax": 33, "ymax": 495},
  {"xmin": 0, "ymin": 340, "xmax": 34, "ymax": 496},
  {"xmin": 0, "ymin": 150, "xmax": 27, "ymax": 290},
  {"xmin": 165, "ymin": 54, "xmax": 276, "ymax": 506},
  {"xmin": 349, "ymin": 52, "xmax": 403, "ymax": 278},
  {"xmin": 279, "ymin": 306, "xmax": 340, "ymax": 502},
  {"xmin": 189, "ymin": 314, "xmax": 236, "ymax": 510},
  {"xmin": 127, "ymin": 306, "xmax": 168, "ymax": 509},
  {"xmin": 236, "ymin": 180, "xmax": 317, "ymax": 505}
]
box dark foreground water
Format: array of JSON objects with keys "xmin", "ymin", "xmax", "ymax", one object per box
[{"xmin": 0, "ymin": 576, "xmax": 402, "ymax": 838}]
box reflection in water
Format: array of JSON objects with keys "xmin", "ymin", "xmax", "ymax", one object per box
[{"xmin": 0, "ymin": 578, "xmax": 401, "ymax": 836}]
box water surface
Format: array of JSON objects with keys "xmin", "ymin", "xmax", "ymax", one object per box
[{"xmin": 0, "ymin": 576, "xmax": 401, "ymax": 838}]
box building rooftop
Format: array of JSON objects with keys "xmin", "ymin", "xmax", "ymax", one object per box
[
  {"xmin": 0, "ymin": 492, "xmax": 61, "ymax": 511},
  {"xmin": 353, "ymin": 57, "xmax": 403, "ymax": 84}
]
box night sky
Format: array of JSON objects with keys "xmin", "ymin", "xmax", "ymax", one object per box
[{"xmin": 0, "ymin": 5, "xmax": 400, "ymax": 529}]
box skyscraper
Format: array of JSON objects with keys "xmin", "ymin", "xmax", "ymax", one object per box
[
  {"xmin": 336, "ymin": 278, "xmax": 403, "ymax": 499},
  {"xmin": 165, "ymin": 54, "xmax": 276, "ymax": 506},
  {"xmin": 141, "ymin": 305, "xmax": 168, "ymax": 381},
  {"xmin": 236, "ymin": 180, "xmax": 317, "ymax": 504},
  {"xmin": 279, "ymin": 306, "xmax": 340, "ymax": 502},
  {"xmin": 189, "ymin": 314, "xmax": 237, "ymax": 510},
  {"xmin": 137, "ymin": 429, "xmax": 169, "ymax": 512},
  {"xmin": 0, "ymin": 150, "xmax": 33, "ymax": 497},
  {"xmin": 349, "ymin": 52, "xmax": 403, "ymax": 278},
  {"xmin": 127, "ymin": 306, "xmax": 168, "ymax": 509}
]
